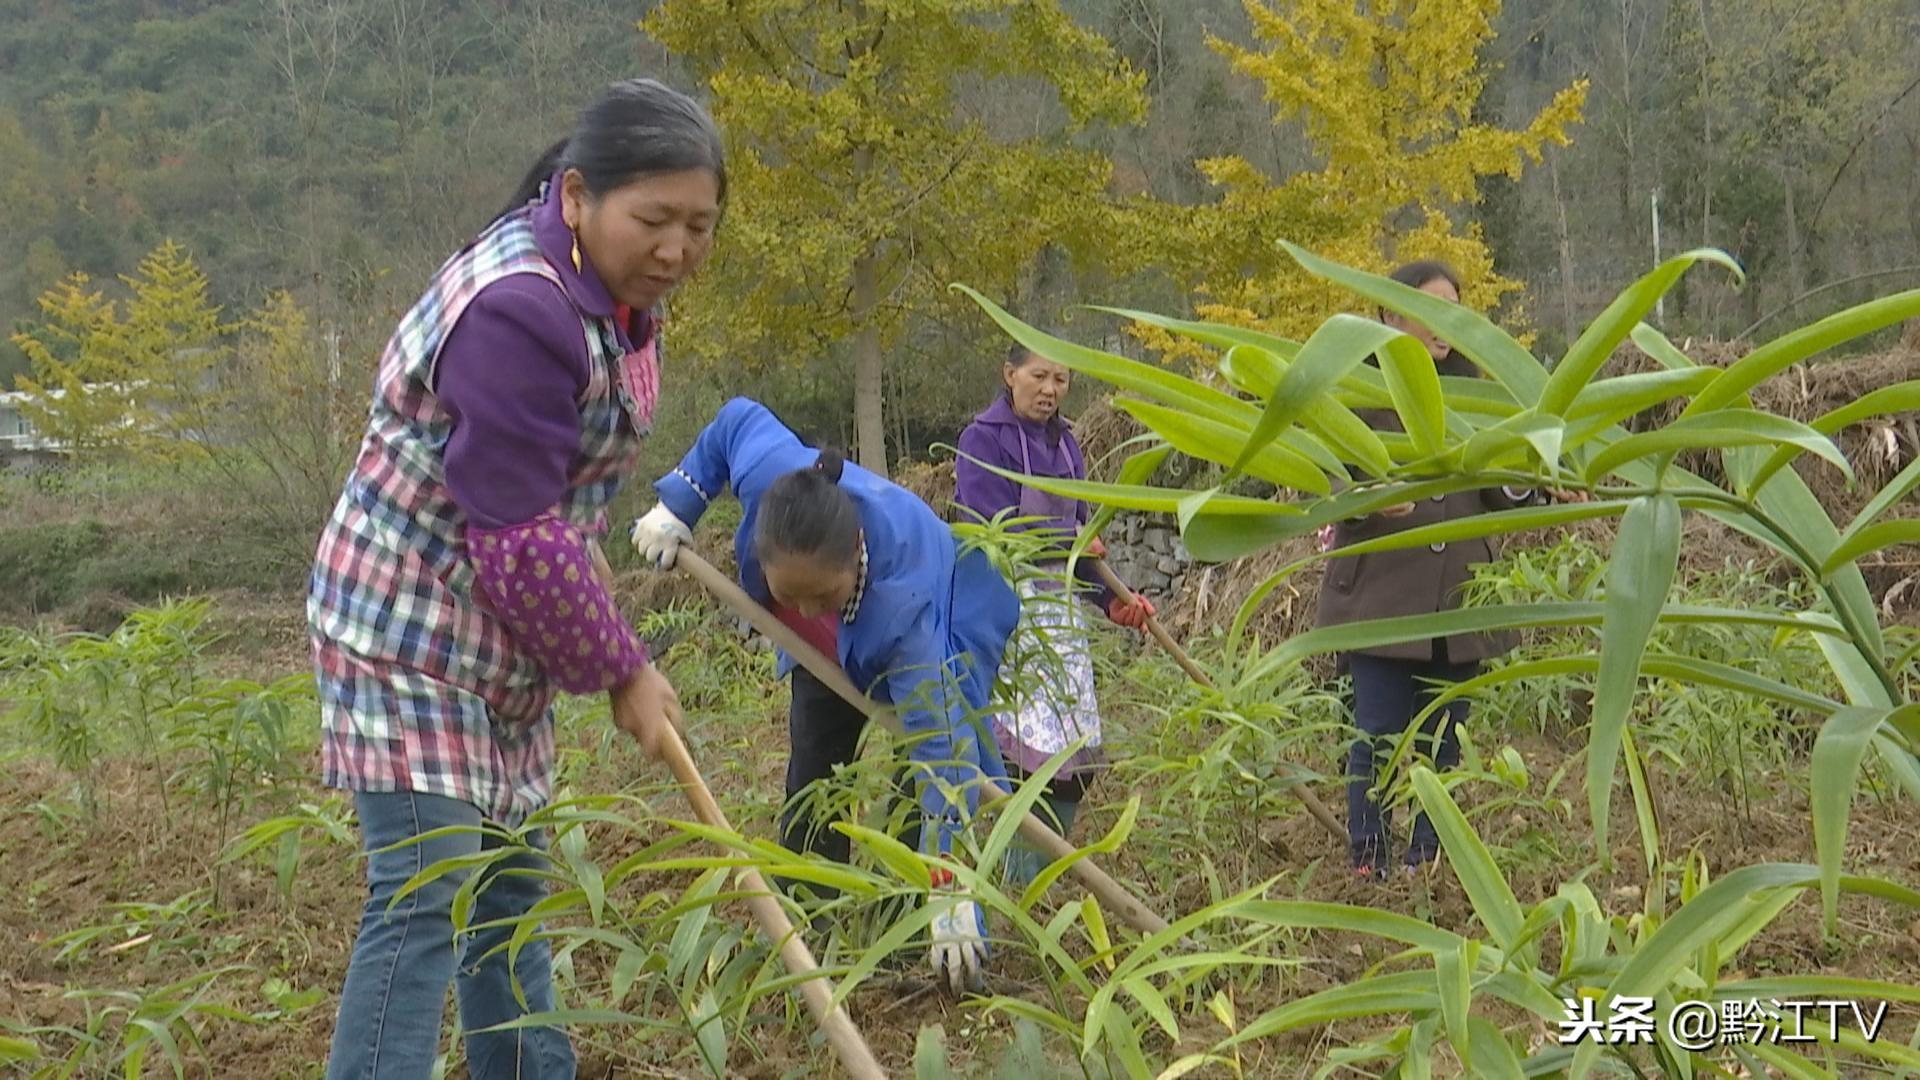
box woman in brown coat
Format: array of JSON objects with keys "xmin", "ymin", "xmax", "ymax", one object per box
[{"xmin": 1317, "ymin": 261, "xmax": 1546, "ymax": 879}]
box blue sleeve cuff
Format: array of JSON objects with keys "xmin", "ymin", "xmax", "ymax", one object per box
[{"xmin": 655, "ymin": 468, "xmax": 710, "ymax": 528}]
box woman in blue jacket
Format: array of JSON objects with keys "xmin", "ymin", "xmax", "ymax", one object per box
[{"xmin": 631, "ymin": 397, "xmax": 1018, "ymax": 992}]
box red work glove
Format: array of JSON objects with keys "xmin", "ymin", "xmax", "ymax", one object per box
[{"xmin": 1107, "ymin": 593, "xmax": 1154, "ymax": 630}]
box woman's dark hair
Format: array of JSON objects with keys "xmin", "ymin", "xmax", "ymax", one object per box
[
  {"xmin": 499, "ymin": 78, "xmax": 727, "ymax": 219},
  {"xmin": 1382, "ymin": 260, "xmax": 1461, "ymax": 316},
  {"xmin": 755, "ymin": 449, "xmax": 862, "ymax": 567},
  {"xmin": 1382, "ymin": 259, "xmax": 1475, "ymax": 375}
]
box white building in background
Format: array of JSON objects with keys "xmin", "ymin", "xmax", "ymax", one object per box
[{"xmin": 0, "ymin": 389, "xmax": 72, "ymax": 471}]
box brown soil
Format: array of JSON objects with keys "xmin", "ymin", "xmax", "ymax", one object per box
[{"xmin": 7, "ymin": 341, "xmax": 1919, "ymax": 1076}]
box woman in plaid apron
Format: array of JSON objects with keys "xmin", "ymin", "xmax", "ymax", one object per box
[
  {"xmin": 953, "ymin": 344, "xmax": 1156, "ymax": 885},
  {"xmin": 307, "ymin": 80, "xmax": 723, "ymax": 1079}
]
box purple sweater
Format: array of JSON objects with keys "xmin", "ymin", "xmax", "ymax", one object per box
[
  {"xmin": 435, "ymin": 181, "xmax": 651, "ymax": 530},
  {"xmin": 429, "ymin": 178, "xmax": 654, "ymax": 694},
  {"xmin": 955, "ymin": 397, "xmax": 1114, "ymax": 607}
]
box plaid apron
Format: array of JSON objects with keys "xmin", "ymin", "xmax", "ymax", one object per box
[{"xmin": 308, "ymin": 209, "xmax": 655, "ymax": 823}]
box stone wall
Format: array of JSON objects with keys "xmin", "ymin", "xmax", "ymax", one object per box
[{"xmin": 1102, "ymin": 512, "xmax": 1191, "ymax": 600}]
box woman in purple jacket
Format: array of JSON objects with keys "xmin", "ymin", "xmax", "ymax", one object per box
[
  {"xmin": 309, "ymin": 80, "xmax": 720, "ymax": 1078},
  {"xmin": 954, "ymin": 344, "xmax": 1154, "ymax": 884}
]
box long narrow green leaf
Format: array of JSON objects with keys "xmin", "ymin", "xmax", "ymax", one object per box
[
  {"xmin": 1619, "ymin": 727, "xmax": 1661, "ymax": 879},
  {"xmin": 1570, "ymin": 864, "xmax": 1920, "ymax": 1077},
  {"xmin": 1231, "ymin": 313, "xmax": 1406, "ymax": 482},
  {"xmin": 1822, "ymin": 520, "xmax": 1920, "ymax": 578},
  {"xmin": 1019, "ymin": 795, "xmax": 1143, "ymax": 907},
  {"xmin": 1588, "ymin": 495, "xmax": 1681, "ymax": 865},
  {"xmin": 833, "ymin": 823, "xmax": 931, "ymax": 888},
  {"xmin": 1413, "ymin": 769, "xmax": 1524, "ymax": 953},
  {"xmin": 914, "ymin": 1025, "xmax": 954, "ymax": 1079},
  {"xmin": 1376, "ymin": 333, "xmax": 1447, "ymax": 457},
  {"xmin": 1218, "ymin": 342, "xmax": 1288, "ymax": 398},
  {"xmin": 1424, "ymin": 652, "xmax": 1843, "ymax": 714},
  {"xmin": 1241, "ymin": 601, "xmax": 1840, "ymax": 687},
  {"xmin": 1828, "ymin": 455, "xmax": 1920, "ymax": 572},
  {"xmin": 1565, "ymin": 366, "xmax": 1718, "ymax": 423},
  {"xmin": 1191, "ymin": 472, "xmax": 1537, "ymax": 563},
  {"xmin": 1230, "ymin": 900, "xmax": 1469, "ymax": 954},
  {"xmin": 1327, "ymin": 501, "xmax": 1627, "ymax": 559},
  {"xmin": 1541, "ymin": 249, "xmax": 1742, "ymax": 415},
  {"xmin": 1629, "ymin": 319, "xmax": 1695, "ymax": 371},
  {"xmin": 1114, "ymin": 398, "xmax": 1330, "ymax": 493},
  {"xmin": 666, "ymin": 869, "xmax": 726, "ymax": 983},
  {"xmin": 1404, "ymin": 1018, "xmax": 1436, "ymax": 1080},
  {"xmin": 1718, "ymin": 975, "xmax": 1920, "ymax": 1006},
  {"xmin": 1687, "ymin": 288, "xmax": 1920, "ymax": 414},
  {"xmin": 1281, "ymin": 241, "xmax": 1549, "ymax": 398},
  {"xmin": 1748, "ymin": 379, "xmax": 1920, "ymax": 492},
  {"xmin": 1124, "ymin": 977, "xmax": 1180, "ymax": 1041},
  {"xmin": 1582, "ymin": 411, "xmax": 1852, "ymax": 485},
  {"xmin": 1182, "ymin": 511, "xmax": 1311, "ymax": 563},
  {"xmin": 1089, "ymin": 304, "xmax": 1303, "ymax": 360},
  {"xmin": 1810, "ymin": 707, "xmax": 1915, "ymax": 932},
  {"xmin": 1435, "ymin": 942, "xmax": 1471, "ymax": 1065},
  {"xmin": 1807, "ymin": 618, "xmax": 1895, "ymax": 715},
  {"xmin": 1520, "ymin": 1046, "xmax": 1581, "ymax": 1079},
  {"xmin": 956, "ymin": 457, "xmax": 1297, "ymax": 516},
  {"xmin": 1736, "ymin": 1044, "xmax": 1836, "ymax": 1080},
  {"xmin": 979, "ymin": 746, "xmax": 1073, "ymax": 886},
  {"xmin": 1460, "ymin": 412, "xmax": 1566, "ymax": 474},
  {"xmin": 1433, "ymin": 375, "xmax": 1526, "ymax": 417},
  {"xmin": 1746, "ymin": 452, "xmax": 1885, "ymax": 661},
  {"xmin": 1299, "ymin": 400, "xmax": 1395, "ymax": 477},
  {"xmin": 1221, "ymin": 971, "xmax": 1440, "ymax": 1048},
  {"xmin": 125, "ymin": 1018, "xmax": 181, "ymax": 1080},
  {"xmin": 1467, "ymin": 1017, "xmax": 1527, "ymax": 1080},
  {"xmin": 1075, "ymin": 445, "xmax": 1173, "ymax": 555},
  {"xmin": 956, "ymin": 286, "xmax": 1257, "ymax": 428}
]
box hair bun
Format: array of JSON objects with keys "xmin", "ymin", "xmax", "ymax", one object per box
[{"xmin": 813, "ymin": 448, "xmax": 847, "ymax": 483}]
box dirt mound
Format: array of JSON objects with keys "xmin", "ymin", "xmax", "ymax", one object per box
[
  {"xmin": 895, "ymin": 460, "xmax": 957, "ymax": 520},
  {"xmin": 1611, "ymin": 340, "xmax": 1920, "ymax": 514},
  {"xmin": 1071, "ymin": 398, "xmax": 1150, "ymax": 476}
]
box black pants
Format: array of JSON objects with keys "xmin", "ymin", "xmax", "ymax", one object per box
[
  {"xmin": 1345, "ymin": 646, "xmax": 1479, "ymax": 869},
  {"xmin": 779, "ymin": 666, "xmax": 918, "ymax": 887}
]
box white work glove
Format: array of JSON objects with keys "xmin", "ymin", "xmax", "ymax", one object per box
[
  {"xmin": 927, "ymin": 880, "xmax": 988, "ymax": 995},
  {"xmin": 629, "ymin": 502, "xmax": 692, "ymax": 570}
]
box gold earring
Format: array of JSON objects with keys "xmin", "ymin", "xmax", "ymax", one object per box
[{"xmin": 569, "ymin": 230, "xmax": 582, "ymax": 274}]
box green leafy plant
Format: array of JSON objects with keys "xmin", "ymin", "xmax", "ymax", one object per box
[
  {"xmin": 46, "ymin": 888, "xmax": 214, "ymax": 967},
  {"xmin": 958, "ymin": 245, "xmax": 1920, "ymax": 923},
  {"xmin": 164, "ymin": 672, "xmax": 312, "ymax": 895},
  {"xmin": 0, "ymin": 599, "xmax": 218, "ymax": 819},
  {"xmin": 0, "ymin": 968, "xmax": 262, "ymax": 1079},
  {"xmin": 220, "ymin": 796, "xmax": 358, "ymax": 905}
]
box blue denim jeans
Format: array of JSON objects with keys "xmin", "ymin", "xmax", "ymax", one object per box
[
  {"xmin": 325, "ymin": 791, "xmax": 575, "ymax": 1080},
  {"xmin": 1346, "ymin": 652, "xmax": 1478, "ymax": 870}
]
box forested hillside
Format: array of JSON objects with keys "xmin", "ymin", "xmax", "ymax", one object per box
[{"xmin": 6, "ymin": 0, "xmax": 1916, "ymax": 455}]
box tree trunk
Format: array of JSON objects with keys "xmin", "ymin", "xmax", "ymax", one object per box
[
  {"xmin": 1782, "ymin": 164, "xmax": 1802, "ymax": 299},
  {"xmin": 1550, "ymin": 156, "xmax": 1577, "ymax": 351},
  {"xmin": 851, "ymin": 246, "xmax": 887, "ymax": 477},
  {"xmin": 1695, "ymin": 0, "xmax": 1715, "ymax": 248}
]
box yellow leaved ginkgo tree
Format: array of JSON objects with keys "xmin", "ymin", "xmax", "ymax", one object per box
[
  {"xmin": 1149, "ymin": 0, "xmax": 1587, "ymax": 350},
  {"xmin": 644, "ymin": 0, "xmax": 1146, "ymax": 474}
]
